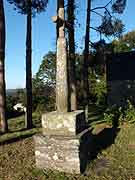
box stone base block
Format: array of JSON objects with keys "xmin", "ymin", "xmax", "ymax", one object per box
[
  {"xmin": 34, "ymin": 134, "xmax": 81, "ymax": 174},
  {"xmin": 42, "ymin": 110, "xmax": 86, "ymax": 136}
]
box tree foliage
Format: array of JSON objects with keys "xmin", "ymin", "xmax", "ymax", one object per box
[
  {"xmin": 112, "ymin": 0, "xmax": 127, "ymax": 14},
  {"xmin": 32, "ymin": 52, "xmax": 56, "ymax": 112},
  {"xmin": 35, "ymin": 51, "xmax": 56, "ymax": 88},
  {"xmin": 95, "ymin": 0, "xmax": 126, "ymax": 38},
  {"xmin": 112, "ymin": 30, "xmax": 135, "ymax": 53},
  {"xmin": 98, "ymin": 15, "xmax": 124, "ymax": 37},
  {"xmin": 7, "ymin": 0, "xmax": 49, "ymax": 15}
]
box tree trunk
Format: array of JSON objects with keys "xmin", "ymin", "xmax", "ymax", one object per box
[
  {"xmin": 67, "ymin": 0, "xmax": 77, "ymax": 111},
  {"xmin": 0, "ymin": 0, "xmax": 8, "ymax": 133},
  {"xmin": 82, "ymin": 0, "xmax": 91, "ymax": 111},
  {"xmin": 26, "ymin": 2, "xmax": 33, "ymax": 129}
]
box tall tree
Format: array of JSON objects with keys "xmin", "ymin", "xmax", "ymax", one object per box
[
  {"xmin": 8, "ymin": 0, "xmax": 49, "ymax": 129},
  {"xmin": 83, "ymin": 0, "xmax": 91, "ymax": 111},
  {"xmin": 0, "ymin": 0, "xmax": 8, "ymax": 133},
  {"xmin": 82, "ymin": 0, "xmax": 126, "ymax": 112},
  {"xmin": 67, "ymin": 0, "xmax": 77, "ymax": 111}
]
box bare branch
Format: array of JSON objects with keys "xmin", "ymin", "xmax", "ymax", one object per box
[
  {"xmin": 90, "ymin": 26, "xmax": 101, "ymax": 33},
  {"xmin": 91, "ymin": 10, "xmax": 104, "ymax": 17},
  {"xmin": 105, "ymin": 0, "xmax": 113, "ymax": 8},
  {"xmin": 105, "ymin": 7, "xmax": 112, "ymax": 17},
  {"xmin": 90, "ymin": 26, "xmax": 112, "ymax": 42},
  {"xmin": 91, "ymin": 0, "xmax": 113, "ymax": 11}
]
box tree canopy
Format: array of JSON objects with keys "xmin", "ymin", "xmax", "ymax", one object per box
[
  {"xmin": 112, "ymin": 30, "xmax": 135, "ymax": 53},
  {"xmin": 7, "ymin": 0, "xmax": 49, "ymax": 15}
]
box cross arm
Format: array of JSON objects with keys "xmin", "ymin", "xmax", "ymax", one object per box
[{"xmin": 51, "ymin": 16, "xmax": 72, "ymax": 29}]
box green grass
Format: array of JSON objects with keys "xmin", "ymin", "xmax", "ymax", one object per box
[
  {"xmin": 0, "ymin": 110, "xmax": 135, "ymax": 180},
  {"xmin": 0, "ymin": 113, "xmax": 41, "ymax": 145}
]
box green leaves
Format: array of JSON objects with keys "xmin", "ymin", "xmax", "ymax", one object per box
[
  {"xmin": 35, "ymin": 51, "xmax": 56, "ymax": 88},
  {"xmin": 32, "ymin": 51, "xmax": 56, "ymax": 112},
  {"xmin": 112, "ymin": 30, "xmax": 135, "ymax": 53}
]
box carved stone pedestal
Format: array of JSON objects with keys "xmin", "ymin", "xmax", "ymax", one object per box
[
  {"xmin": 41, "ymin": 110, "xmax": 86, "ymax": 136},
  {"xmin": 34, "ymin": 134, "xmax": 80, "ymax": 174},
  {"xmin": 34, "ymin": 110, "xmax": 87, "ymax": 174}
]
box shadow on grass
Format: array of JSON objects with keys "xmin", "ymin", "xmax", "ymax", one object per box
[
  {"xmin": 7, "ymin": 111, "xmax": 25, "ymax": 119},
  {"xmin": 87, "ymin": 104, "xmax": 106, "ymax": 126},
  {"xmin": 80, "ymin": 126, "xmax": 120, "ymax": 173},
  {"xmin": 0, "ymin": 127, "xmax": 40, "ymax": 146},
  {"xmin": 9, "ymin": 124, "xmax": 40, "ymax": 134}
]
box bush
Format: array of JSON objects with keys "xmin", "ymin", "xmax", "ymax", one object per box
[
  {"xmin": 34, "ymin": 94, "xmax": 55, "ymax": 114},
  {"xmin": 103, "ymin": 100, "xmax": 135, "ymax": 126},
  {"xmin": 103, "ymin": 105, "xmax": 120, "ymax": 126},
  {"xmin": 119, "ymin": 100, "xmax": 135, "ymax": 124},
  {"xmin": 89, "ymin": 74, "xmax": 107, "ymax": 105},
  {"xmin": 94, "ymin": 77, "xmax": 107, "ymax": 105}
]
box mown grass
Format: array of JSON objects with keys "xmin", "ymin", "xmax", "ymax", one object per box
[
  {"xmin": 0, "ymin": 113, "xmax": 41, "ymax": 145},
  {"xmin": 0, "ymin": 109, "xmax": 135, "ymax": 180}
]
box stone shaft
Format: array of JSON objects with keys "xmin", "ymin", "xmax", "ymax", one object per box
[
  {"xmin": 56, "ymin": 37, "xmax": 68, "ymax": 112},
  {"xmin": 58, "ymin": 0, "xmax": 64, "ymax": 38},
  {"xmin": 56, "ymin": 0, "xmax": 68, "ymax": 112}
]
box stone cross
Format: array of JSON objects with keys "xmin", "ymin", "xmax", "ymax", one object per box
[
  {"xmin": 34, "ymin": 0, "xmax": 87, "ymax": 174},
  {"xmin": 52, "ymin": 0, "xmax": 68, "ymax": 112}
]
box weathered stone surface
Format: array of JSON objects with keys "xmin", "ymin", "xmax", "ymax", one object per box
[
  {"xmin": 42, "ymin": 110, "xmax": 87, "ymax": 136},
  {"xmin": 56, "ymin": 0, "xmax": 68, "ymax": 113},
  {"xmin": 34, "ymin": 134, "xmax": 81, "ymax": 174},
  {"xmin": 34, "ymin": 0, "xmax": 88, "ymax": 175},
  {"xmin": 56, "ymin": 37, "xmax": 68, "ymax": 112}
]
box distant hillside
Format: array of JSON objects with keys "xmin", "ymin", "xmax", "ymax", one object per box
[{"xmin": 6, "ymin": 89, "xmax": 24, "ymax": 96}]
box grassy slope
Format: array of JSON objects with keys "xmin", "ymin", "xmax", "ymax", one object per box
[{"xmin": 0, "ymin": 111, "xmax": 135, "ymax": 180}]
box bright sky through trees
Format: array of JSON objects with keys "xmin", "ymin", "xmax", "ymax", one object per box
[{"xmin": 4, "ymin": 0, "xmax": 135, "ymax": 89}]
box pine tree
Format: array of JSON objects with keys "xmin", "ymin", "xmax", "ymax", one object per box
[
  {"xmin": 67, "ymin": 0, "xmax": 77, "ymax": 111},
  {"xmin": 8, "ymin": 0, "xmax": 49, "ymax": 129}
]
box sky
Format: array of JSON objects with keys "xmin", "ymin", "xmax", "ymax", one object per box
[{"xmin": 4, "ymin": 0, "xmax": 135, "ymax": 89}]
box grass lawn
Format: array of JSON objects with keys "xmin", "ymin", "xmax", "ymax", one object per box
[{"xmin": 0, "ymin": 110, "xmax": 135, "ymax": 180}]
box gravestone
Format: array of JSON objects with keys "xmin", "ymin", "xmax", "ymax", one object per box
[
  {"xmin": 107, "ymin": 51, "xmax": 135, "ymax": 106},
  {"xmin": 34, "ymin": 0, "xmax": 87, "ymax": 174}
]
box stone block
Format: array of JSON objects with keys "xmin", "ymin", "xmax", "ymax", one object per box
[
  {"xmin": 42, "ymin": 110, "xmax": 87, "ymax": 136},
  {"xmin": 34, "ymin": 134, "xmax": 81, "ymax": 174}
]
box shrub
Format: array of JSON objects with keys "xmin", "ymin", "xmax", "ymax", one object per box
[
  {"xmin": 103, "ymin": 100, "xmax": 135, "ymax": 126},
  {"xmin": 90, "ymin": 75, "xmax": 107, "ymax": 105},
  {"xmin": 103, "ymin": 105, "xmax": 120, "ymax": 126},
  {"xmin": 119, "ymin": 100, "xmax": 135, "ymax": 124}
]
